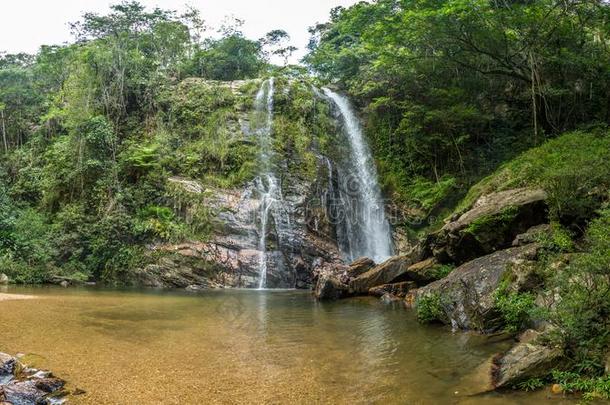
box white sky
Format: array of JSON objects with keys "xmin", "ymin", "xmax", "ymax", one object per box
[{"xmin": 0, "ymin": 0, "xmax": 359, "ymax": 64}]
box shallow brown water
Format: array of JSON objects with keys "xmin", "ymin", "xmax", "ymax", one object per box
[{"xmin": 0, "ymin": 286, "xmax": 572, "ymax": 404}]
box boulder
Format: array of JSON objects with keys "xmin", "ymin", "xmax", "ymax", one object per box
[
  {"xmin": 512, "ymin": 224, "xmax": 551, "ymax": 247},
  {"xmin": 369, "ymin": 281, "xmax": 417, "ymax": 299},
  {"xmin": 404, "ymin": 258, "xmax": 445, "ymax": 285},
  {"xmin": 429, "ymin": 188, "xmax": 548, "ymax": 264},
  {"xmin": 413, "ymin": 244, "xmax": 540, "ymax": 332},
  {"xmin": 349, "ymin": 249, "xmax": 421, "ymax": 295},
  {"xmin": 491, "ymin": 341, "xmax": 563, "ymax": 389},
  {"xmin": 314, "ymin": 271, "xmax": 349, "ymax": 300},
  {"xmin": 346, "ymin": 257, "xmax": 375, "ymax": 278},
  {"xmin": 0, "ymin": 274, "xmax": 8, "ymax": 285}
]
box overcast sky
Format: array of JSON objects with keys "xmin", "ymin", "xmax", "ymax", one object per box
[{"xmin": 0, "ymin": 0, "xmax": 360, "ymax": 64}]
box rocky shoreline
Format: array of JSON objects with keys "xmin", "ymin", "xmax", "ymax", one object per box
[
  {"xmin": 0, "ymin": 352, "xmax": 70, "ymax": 405},
  {"xmin": 313, "ymin": 187, "xmax": 568, "ymax": 393}
]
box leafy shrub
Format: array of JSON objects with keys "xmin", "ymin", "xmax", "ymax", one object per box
[
  {"xmin": 494, "ymin": 284, "xmax": 536, "ymax": 333},
  {"xmin": 549, "ymin": 209, "xmax": 610, "ymax": 375},
  {"xmin": 552, "ymin": 370, "xmax": 610, "ymax": 401},
  {"xmin": 417, "ymin": 293, "xmax": 444, "ymax": 323}
]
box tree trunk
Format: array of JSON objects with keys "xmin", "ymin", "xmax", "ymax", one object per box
[{"xmin": 1, "ymin": 109, "xmax": 8, "ymax": 153}]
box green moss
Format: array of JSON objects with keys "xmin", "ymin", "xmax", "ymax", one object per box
[{"xmin": 464, "ymin": 205, "xmax": 520, "ymax": 241}]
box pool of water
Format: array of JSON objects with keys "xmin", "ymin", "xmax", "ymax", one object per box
[{"xmin": 0, "ymin": 286, "xmax": 570, "ymax": 404}]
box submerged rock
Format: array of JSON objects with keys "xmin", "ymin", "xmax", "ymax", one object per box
[
  {"xmin": 413, "ymin": 244, "xmax": 541, "ymax": 332},
  {"xmin": 428, "ymin": 188, "xmax": 548, "ymax": 264}
]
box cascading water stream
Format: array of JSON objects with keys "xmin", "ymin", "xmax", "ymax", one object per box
[
  {"xmin": 252, "ymin": 78, "xmax": 292, "ymax": 289},
  {"xmin": 323, "ymin": 88, "xmax": 394, "ymax": 263}
]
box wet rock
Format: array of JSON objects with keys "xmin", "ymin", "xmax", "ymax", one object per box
[
  {"xmin": 429, "ymin": 188, "xmax": 548, "ymax": 264},
  {"xmin": 413, "ymin": 244, "xmax": 541, "ymax": 332},
  {"xmin": 346, "ymin": 257, "xmax": 375, "ymax": 278},
  {"xmin": 139, "ymin": 174, "xmax": 344, "ymax": 289},
  {"xmin": 0, "ymin": 274, "xmax": 8, "ymax": 285},
  {"xmin": 0, "ymin": 353, "xmax": 17, "ymax": 385},
  {"xmin": 491, "ymin": 341, "xmax": 563, "ymax": 389},
  {"xmin": 369, "ymin": 281, "xmax": 417, "ymax": 299},
  {"xmin": 349, "ymin": 249, "xmax": 421, "ymax": 295},
  {"xmin": 512, "ymin": 224, "xmax": 551, "ymax": 247},
  {"xmin": 59, "ymin": 281, "xmax": 69, "ymax": 288},
  {"xmin": 3, "ymin": 380, "xmax": 48, "ymax": 405},
  {"xmin": 33, "ymin": 378, "xmax": 64, "ymax": 393}
]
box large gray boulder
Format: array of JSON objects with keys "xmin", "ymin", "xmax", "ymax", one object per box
[
  {"xmin": 313, "ymin": 263, "xmax": 350, "ymax": 300},
  {"xmin": 346, "ymin": 257, "xmax": 375, "ymax": 278},
  {"xmin": 460, "ymin": 329, "xmax": 562, "ymax": 394},
  {"xmin": 491, "ymin": 340, "xmax": 563, "ymax": 389},
  {"xmin": 349, "ymin": 252, "xmax": 420, "ymax": 295},
  {"xmin": 429, "ymin": 188, "xmax": 548, "ymax": 264},
  {"xmin": 413, "ymin": 243, "xmax": 540, "ymax": 332}
]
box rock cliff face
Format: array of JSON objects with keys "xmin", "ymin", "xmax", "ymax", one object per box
[
  {"xmin": 137, "ymin": 179, "xmax": 344, "ymax": 289},
  {"xmin": 135, "ymin": 78, "xmax": 354, "ymax": 289}
]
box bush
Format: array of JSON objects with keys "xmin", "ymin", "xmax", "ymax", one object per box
[
  {"xmin": 549, "ymin": 209, "xmax": 610, "ymax": 375},
  {"xmin": 494, "ymin": 280, "xmax": 536, "ymax": 333},
  {"xmin": 417, "ymin": 293, "xmax": 444, "ymax": 323}
]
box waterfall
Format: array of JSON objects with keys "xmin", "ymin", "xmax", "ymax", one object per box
[
  {"xmin": 323, "ymin": 88, "xmax": 394, "ymax": 263},
  {"xmin": 252, "ymin": 78, "xmax": 293, "ymax": 289}
]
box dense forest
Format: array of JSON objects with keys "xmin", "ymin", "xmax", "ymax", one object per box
[{"xmin": 1, "ymin": 0, "xmax": 610, "ymax": 399}]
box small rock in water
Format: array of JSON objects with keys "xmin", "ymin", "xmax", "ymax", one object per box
[
  {"xmin": 551, "ymin": 384, "xmax": 563, "ymax": 394},
  {"xmin": 72, "ymin": 388, "xmax": 87, "ymax": 396},
  {"xmin": 0, "ymin": 274, "xmax": 8, "ymax": 285},
  {"xmin": 59, "ymin": 281, "xmax": 69, "ymax": 288},
  {"xmin": 30, "ymin": 370, "xmax": 52, "ymax": 379}
]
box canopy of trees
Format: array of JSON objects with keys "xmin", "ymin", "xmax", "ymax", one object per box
[{"xmin": 306, "ymin": 0, "xmax": 610, "ymax": 209}]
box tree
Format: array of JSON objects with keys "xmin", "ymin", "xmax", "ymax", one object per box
[{"xmin": 261, "ymin": 29, "xmax": 298, "ymax": 65}]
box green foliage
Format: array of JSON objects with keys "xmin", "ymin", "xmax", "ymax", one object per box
[
  {"xmin": 307, "ymin": 0, "xmax": 610, "ymax": 219},
  {"xmin": 494, "ymin": 278, "xmax": 536, "ymax": 333},
  {"xmin": 517, "ymin": 378, "xmax": 545, "ymax": 392},
  {"xmin": 549, "ymin": 209, "xmax": 610, "ymax": 375},
  {"xmin": 186, "ymin": 35, "xmax": 264, "ymax": 80},
  {"xmin": 417, "ymin": 293, "xmax": 444, "ymax": 324},
  {"xmin": 430, "ymin": 264, "xmax": 454, "ymax": 280},
  {"xmin": 459, "ymin": 131, "xmax": 610, "ymax": 228},
  {"xmin": 552, "ymin": 371, "xmax": 610, "ymax": 401}
]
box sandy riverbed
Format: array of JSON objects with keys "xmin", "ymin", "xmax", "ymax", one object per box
[{"xmin": 0, "ymin": 293, "xmax": 36, "ymax": 301}]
